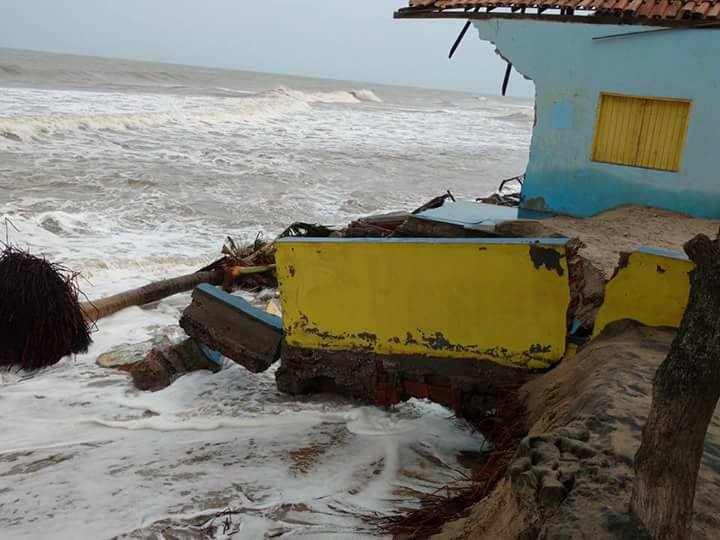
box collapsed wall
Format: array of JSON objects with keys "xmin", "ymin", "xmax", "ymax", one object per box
[{"xmin": 273, "ymin": 236, "xmax": 573, "ymax": 418}]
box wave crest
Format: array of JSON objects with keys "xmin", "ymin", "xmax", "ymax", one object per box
[
  {"xmin": 493, "ymin": 110, "xmax": 533, "ymax": 123},
  {"xmin": 262, "ymin": 86, "xmax": 382, "ymax": 104},
  {"xmin": 0, "ymin": 86, "xmax": 383, "ymax": 142}
]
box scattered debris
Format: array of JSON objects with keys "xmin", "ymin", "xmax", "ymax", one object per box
[
  {"xmin": 344, "ymin": 211, "xmax": 411, "ymax": 237},
  {"xmin": 476, "ymin": 175, "xmax": 523, "ymax": 207},
  {"xmin": 412, "ymin": 190, "xmax": 456, "ymax": 215},
  {"xmin": 129, "ymin": 337, "xmax": 222, "ymax": 391},
  {"xmin": 96, "ymin": 335, "xmax": 172, "ymax": 370}
]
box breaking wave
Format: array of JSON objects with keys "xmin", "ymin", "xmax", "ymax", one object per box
[
  {"xmin": 0, "ymin": 86, "xmax": 382, "ymax": 141},
  {"xmin": 264, "ymin": 86, "xmax": 382, "ymax": 104},
  {"xmin": 0, "ymin": 63, "xmax": 23, "ymax": 75},
  {"xmin": 0, "ymin": 63, "xmax": 190, "ymax": 83},
  {"xmin": 493, "ymin": 110, "xmax": 533, "ymax": 123}
]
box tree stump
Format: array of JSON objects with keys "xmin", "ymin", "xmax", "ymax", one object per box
[{"xmin": 630, "ymin": 233, "xmax": 720, "ymax": 539}]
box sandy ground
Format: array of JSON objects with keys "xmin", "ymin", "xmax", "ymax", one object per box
[
  {"xmin": 432, "ymin": 320, "xmax": 720, "ymax": 539},
  {"xmin": 496, "ymin": 205, "xmax": 720, "ymax": 278}
]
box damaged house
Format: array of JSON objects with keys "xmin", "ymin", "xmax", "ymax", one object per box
[{"xmin": 397, "ymin": 1, "xmax": 720, "ymax": 218}]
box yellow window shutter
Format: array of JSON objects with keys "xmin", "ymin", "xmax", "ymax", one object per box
[
  {"xmin": 591, "ymin": 93, "xmax": 690, "ymax": 172},
  {"xmin": 635, "ymin": 98, "xmax": 690, "ymax": 172},
  {"xmin": 592, "ymin": 94, "xmax": 645, "ymax": 167}
]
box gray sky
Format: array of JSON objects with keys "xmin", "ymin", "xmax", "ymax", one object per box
[{"xmin": 0, "ymin": 0, "xmax": 534, "ymax": 97}]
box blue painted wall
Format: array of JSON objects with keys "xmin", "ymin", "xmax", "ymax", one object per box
[{"xmin": 474, "ymin": 20, "xmax": 720, "ymax": 218}]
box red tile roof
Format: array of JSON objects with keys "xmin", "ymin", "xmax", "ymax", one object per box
[{"xmin": 398, "ymin": 0, "xmax": 720, "ymax": 23}]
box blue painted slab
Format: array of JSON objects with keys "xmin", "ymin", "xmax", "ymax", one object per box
[
  {"xmin": 414, "ymin": 201, "xmax": 519, "ymax": 228},
  {"xmin": 411, "ymin": 201, "xmax": 551, "ymax": 231},
  {"xmin": 199, "ymin": 344, "xmax": 224, "ymax": 366},
  {"xmin": 195, "ymin": 283, "xmax": 283, "ymax": 330}
]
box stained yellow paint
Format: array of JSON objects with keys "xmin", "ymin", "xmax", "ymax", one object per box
[
  {"xmin": 593, "ymin": 250, "xmax": 693, "ymax": 338},
  {"xmin": 592, "ymin": 93, "xmax": 690, "ymax": 172},
  {"xmin": 275, "ymin": 239, "xmax": 572, "ymax": 369}
]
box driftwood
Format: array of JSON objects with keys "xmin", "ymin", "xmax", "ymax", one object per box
[
  {"xmin": 344, "ymin": 211, "xmax": 411, "ymax": 237},
  {"xmin": 630, "ymin": 232, "xmax": 720, "ymax": 539}
]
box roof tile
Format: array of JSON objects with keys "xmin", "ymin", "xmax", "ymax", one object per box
[{"xmin": 401, "ymin": 0, "xmax": 720, "ymax": 20}]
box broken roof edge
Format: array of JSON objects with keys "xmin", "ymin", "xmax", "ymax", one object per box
[{"xmin": 394, "ymin": 7, "xmax": 720, "ymax": 28}]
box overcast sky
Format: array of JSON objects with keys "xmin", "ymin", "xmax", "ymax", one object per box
[{"xmin": 0, "ymin": 0, "xmax": 534, "ymax": 97}]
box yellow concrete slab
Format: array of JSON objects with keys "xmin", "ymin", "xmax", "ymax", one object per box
[
  {"xmin": 593, "ymin": 247, "xmax": 693, "ymax": 338},
  {"xmin": 276, "ymin": 238, "xmax": 572, "ymax": 369}
]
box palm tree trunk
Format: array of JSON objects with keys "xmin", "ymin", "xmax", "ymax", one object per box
[
  {"xmin": 80, "ymin": 265, "xmax": 273, "ymax": 322},
  {"xmin": 80, "ymin": 269, "xmax": 223, "ymax": 322},
  {"xmin": 630, "ymin": 233, "xmax": 720, "ymax": 539}
]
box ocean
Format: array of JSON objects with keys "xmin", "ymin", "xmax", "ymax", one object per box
[{"xmin": 0, "ymin": 48, "xmax": 532, "ymax": 539}]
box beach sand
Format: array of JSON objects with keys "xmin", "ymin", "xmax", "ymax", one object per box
[
  {"xmin": 497, "ymin": 205, "xmax": 720, "ymax": 278},
  {"xmin": 433, "ymin": 320, "xmax": 720, "ymax": 539}
]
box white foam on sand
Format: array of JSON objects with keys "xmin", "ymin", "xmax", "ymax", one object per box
[{"xmin": 0, "ymin": 333, "xmax": 482, "ymax": 539}]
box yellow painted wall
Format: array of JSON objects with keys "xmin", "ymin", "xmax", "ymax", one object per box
[
  {"xmin": 593, "ymin": 250, "xmax": 693, "ymax": 338},
  {"xmin": 276, "ymin": 239, "xmax": 572, "ymax": 369}
]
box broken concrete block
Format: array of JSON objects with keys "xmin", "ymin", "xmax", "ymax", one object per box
[
  {"xmin": 130, "ymin": 349, "xmax": 172, "ymax": 391},
  {"xmin": 180, "ymin": 283, "xmax": 282, "ymax": 373},
  {"xmin": 510, "ymin": 457, "xmax": 532, "ymax": 482},
  {"xmin": 558, "ymin": 466, "xmax": 577, "ymax": 491},
  {"xmin": 556, "ymin": 422, "xmax": 591, "ymax": 442},
  {"xmin": 538, "ymin": 476, "xmax": 567, "ymax": 509},
  {"xmin": 129, "ymin": 338, "xmax": 222, "ymax": 392},
  {"xmin": 558, "ymin": 436, "xmax": 597, "ymax": 458},
  {"xmin": 511, "ymin": 431, "xmax": 589, "ymax": 512},
  {"xmin": 96, "ymin": 335, "xmax": 172, "ymax": 370},
  {"xmin": 532, "ymin": 466, "xmax": 559, "ymax": 483},
  {"xmin": 513, "ymin": 469, "xmax": 540, "ymax": 505},
  {"xmin": 532, "ymin": 441, "xmax": 561, "ymax": 466}
]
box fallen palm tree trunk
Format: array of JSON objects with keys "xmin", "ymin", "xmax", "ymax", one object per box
[
  {"xmin": 80, "ymin": 269, "xmax": 223, "ymax": 322},
  {"xmin": 80, "ymin": 265, "xmax": 274, "ymax": 322}
]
